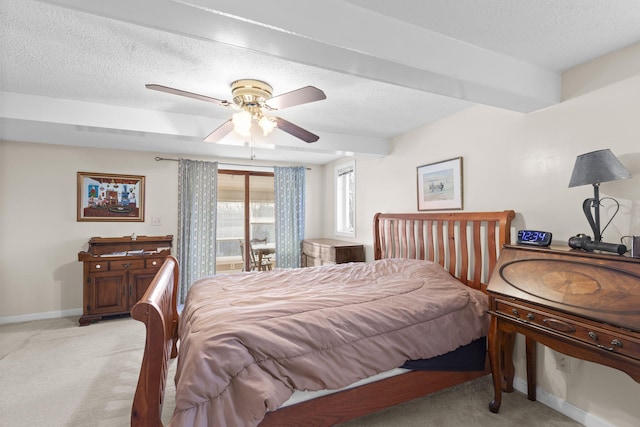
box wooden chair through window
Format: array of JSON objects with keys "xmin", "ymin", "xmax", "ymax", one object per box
[
  {"xmin": 249, "ymin": 238, "xmax": 273, "ymax": 271},
  {"xmin": 239, "ymin": 239, "xmax": 272, "ymax": 271}
]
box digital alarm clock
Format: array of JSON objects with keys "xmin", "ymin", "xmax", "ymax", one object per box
[{"xmin": 517, "ymin": 230, "xmax": 552, "ymax": 247}]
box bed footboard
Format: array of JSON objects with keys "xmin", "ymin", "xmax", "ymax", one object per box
[{"xmin": 131, "ymin": 256, "xmax": 179, "ymax": 427}]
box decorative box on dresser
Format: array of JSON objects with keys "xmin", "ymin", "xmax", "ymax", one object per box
[
  {"xmin": 487, "ymin": 245, "xmax": 640, "ymax": 413},
  {"xmin": 301, "ymin": 238, "xmax": 365, "ymax": 267},
  {"xmin": 77, "ymin": 235, "xmax": 173, "ymax": 326}
]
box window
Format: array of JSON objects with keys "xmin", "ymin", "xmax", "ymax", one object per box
[{"xmin": 335, "ymin": 160, "xmax": 355, "ymax": 237}]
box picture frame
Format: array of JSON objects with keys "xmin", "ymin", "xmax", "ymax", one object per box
[
  {"xmin": 416, "ymin": 157, "xmax": 463, "ymax": 211},
  {"xmin": 77, "ymin": 172, "xmax": 145, "ymax": 222}
]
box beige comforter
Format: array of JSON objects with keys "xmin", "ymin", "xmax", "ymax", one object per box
[{"xmin": 170, "ymin": 258, "xmax": 489, "ymax": 426}]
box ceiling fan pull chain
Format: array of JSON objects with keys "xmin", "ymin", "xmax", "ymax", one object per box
[{"xmin": 250, "ymin": 130, "xmax": 256, "ymax": 160}]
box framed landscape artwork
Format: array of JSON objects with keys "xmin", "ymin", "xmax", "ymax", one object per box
[
  {"xmin": 416, "ymin": 157, "xmax": 463, "ymax": 211},
  {"xmin": 77, "ymin": 172, "xmax": 145, "ymax": 222}
]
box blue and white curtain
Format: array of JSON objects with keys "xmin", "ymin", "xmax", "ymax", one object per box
[
  {"xmin": 274, "ymin": 166, "xmax": 306, "ymax": 268},
  {"xmin": 176, "ymin": 159, "xmax": 218, "ymax": 304}
]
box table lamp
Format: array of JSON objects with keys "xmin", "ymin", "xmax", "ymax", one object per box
[{"xmin": 568, "ymin": 149, "xmax": 631, "ymax": 251}]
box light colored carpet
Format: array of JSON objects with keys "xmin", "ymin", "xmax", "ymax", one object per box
[{"xmin": 0, "ymin": 316, "xmax": 583, "ymax": 426}]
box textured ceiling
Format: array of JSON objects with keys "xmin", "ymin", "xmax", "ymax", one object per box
[{"xmin": 1, "ymin": 0, "xmax": 639, "ymax": 164}]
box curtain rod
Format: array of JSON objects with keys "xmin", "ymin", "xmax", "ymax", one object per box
[{"xmin": 154, "ymin": 157, "xmax": 311, "ymax": 170}]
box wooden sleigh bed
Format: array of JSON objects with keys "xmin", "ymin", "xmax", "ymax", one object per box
[{"xmin": 131, "ymin": 210, "xmax": 515, "ymax": 426}]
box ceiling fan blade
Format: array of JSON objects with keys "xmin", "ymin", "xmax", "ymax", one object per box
[
  {"xmin": 274, "ymin": 117, "xmax": 319, "ymax": 143},
  {"xmin": 265, "ymin": 86, "xmax": 326, "ymax": 110},
  {"xmin": 146, "ymin": 84, "xmax": 231, "ymax": 107},
  {"xmin": 204, "ymin": 120, "xmax": 234, "ymax": 143}
]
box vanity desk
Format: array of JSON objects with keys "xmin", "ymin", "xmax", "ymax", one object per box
[{"xmin": 487, "ymin": 245, "xmax": 640, "ymax": 412}]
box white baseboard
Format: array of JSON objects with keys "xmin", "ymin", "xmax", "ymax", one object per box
[
  {"xmin": 513, "ymin": 377, "xmax": 613, "ymax": 427},
  {"xmin": 0, "ymin": 308, "xmax": 82, "ymax": 325}
]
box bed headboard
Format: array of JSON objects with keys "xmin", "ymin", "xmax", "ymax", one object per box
[{"xmin": 373, "ymin": 210, "xmax": 515, "ymax": 291}]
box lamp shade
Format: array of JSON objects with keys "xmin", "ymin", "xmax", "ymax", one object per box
[
  {"xmin": 568, "ymin": 149, "xmax": 631, "ymax": 188},
  {"xmin": 232, "ymin": 110, "xmax": 252, "ymax": 137}
]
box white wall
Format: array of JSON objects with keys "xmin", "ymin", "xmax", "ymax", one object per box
[
  {"xmin": 320, "ymin": 46, "xmax": 640, "ymax": 426},
  {"xmin": 323, "ymin": 84, "xmax": 638, "ymax": 257},
  {"xmin": 0, "ymin": 143, "xmax": 323, "ymax": 321}
]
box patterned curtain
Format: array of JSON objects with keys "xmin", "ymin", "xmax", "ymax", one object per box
[
  {"xmin": 176, "ymin": 159, "xmax": 218, "ymax": 304},
  {"xmin": 274, "ymin": 166, "xmax": 306, "ymax": 268}
]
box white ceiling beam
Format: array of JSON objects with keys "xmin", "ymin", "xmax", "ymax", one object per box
[
  {"xmin": 37, "ymin": 0, "xmax": 561, "ymax": 112},
  {"xmin": 1, "ymin": 92, "xmax": 390, "ymax": 159}
]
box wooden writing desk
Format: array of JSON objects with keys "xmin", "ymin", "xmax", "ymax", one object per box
[{"xmin": 487, "ymin": 245, "xmax": 640, "ymax": 412}]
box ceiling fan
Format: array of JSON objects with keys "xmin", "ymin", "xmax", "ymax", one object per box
[{"xmin": 146, "ymin": 79, "xmax": 326, "ymax": 143}]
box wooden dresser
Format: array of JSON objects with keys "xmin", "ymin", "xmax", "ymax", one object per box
[
  {"xmin": 487, "ymin": 245, "xmax": 640, "ymax": 412},
  {"xmin": 77, "ymin": 235, "xmax": 173, "ymax": 326},
  {"xmin": 301, "ymin": 238, "xmax": 365, "ymax": 267}
]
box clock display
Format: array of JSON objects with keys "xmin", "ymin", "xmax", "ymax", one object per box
[{"xmin": 517, "ymin": 230, "xmax": 552, "ymax": 246}]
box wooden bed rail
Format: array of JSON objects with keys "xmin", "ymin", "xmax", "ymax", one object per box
[
  {"xmin": 373, "ymin": 210, "xmax": 515, "ymax": 290},
  {"xmin": 130, "ymin": 256, "xmax": 179, "ymax": 427}
]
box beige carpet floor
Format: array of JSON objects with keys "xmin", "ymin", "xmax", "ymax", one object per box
[{"xmin": 0, "ymin": 316, "xmax": 583, "ymax": 426}]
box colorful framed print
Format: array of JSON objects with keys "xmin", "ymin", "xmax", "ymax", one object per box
[{"xmin": 77, "ymin": 172, "xmax": 145, "ymax": 221}]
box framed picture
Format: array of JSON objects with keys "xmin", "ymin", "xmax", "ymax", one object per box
[
  {"xmin": 416, "ymin": 157, "xmax": 463, "ymax": 211},
  {"xmin": 77, "ymin": 172, "xmax": 145, "ymax": 222}
]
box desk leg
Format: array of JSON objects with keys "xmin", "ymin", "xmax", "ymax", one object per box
[
  {"xmin": 488, "ymin": 315, "xmax": 503, "ymax": 413},
  {"xmin": 503, "ymin": 332, "xmax": 515, "ymax": 393},
  {"xmin": 489, "ymin": 317, "xmax": 517, "ymax": 413},
  {"xmin": 526, "ymin": 337, "xmax": 537, "ymax": 401}
]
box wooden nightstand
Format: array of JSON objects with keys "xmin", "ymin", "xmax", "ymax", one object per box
[{"xmin": 486, "ymin": 245, "xmax": 640, "ymax": 412}]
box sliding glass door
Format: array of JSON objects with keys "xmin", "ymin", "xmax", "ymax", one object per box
[{"xmin": 216, "ymin": 171, "xmax": 275, "ymax": 273}]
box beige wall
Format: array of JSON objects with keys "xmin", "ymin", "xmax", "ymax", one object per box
[
  {"xmin": 0, "ymin": 144, "xmax": 323, "ymax": 320},
  {"xmin": 320, "ymin": 46, "xmax": 640, "ymax": 426}
]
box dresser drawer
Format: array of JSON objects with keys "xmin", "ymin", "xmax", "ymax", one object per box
[
  {"xmin": 88, "ymin": 262, "xmax": 108, "ymax": 272},
  {"xmin": 146, "ymin": 258, "xmax": 162, "ymax": 269},
  {"xmin": 302, "ymin": 241, "xmax": 335, "ymax": 262},
  {"xmin": 494, "ymin": 298, "xmax": 640, "ymax": 360},
  {"xmin": 302, "ymin": 254, "xmax": 326, "ymax": 267},
  {"xmin": 108, "ymin": 259, "xmax": 146, "ymax": 271}
]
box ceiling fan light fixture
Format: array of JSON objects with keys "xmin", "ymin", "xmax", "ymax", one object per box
[
  {"xmin": 258, "ymin": 116, "xmax": 277, "ymax": 136},
  {"xmin": 231, "ymin": 79, "xmax": 273, "ymax": 107},
  {"xmin": 232, "ymin": 110, "xmax": 252, "ymax": 137},
  {"xmin": 146, "ymin": 79, "xmax": 325, "ymax": 143}
]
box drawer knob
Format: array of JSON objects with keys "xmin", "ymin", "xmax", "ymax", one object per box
[
  {"xmin": 152, "ymin": 261, "xmax": 157, "ymax": 266},
  {"xmin": 122, "ymin": 263, "xmax": 131, "ymax": 268},
  {"xmin": 588, "ymin": 331, "xmax": 598, "ymax": 341},
  {"xmin": 611, "ymin": 339, "xmax": 623, "ymax": 348},
  {"xmin": 95, "ymin": 264, "xmax": 101, "ymax": 269},
  {"xmin": 511, "ymin": 308, "xmax": 519, "ymax": 317},
  {"xmin": 526, "ymin": 313, "xmax": 535, "ymax": 321}
]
